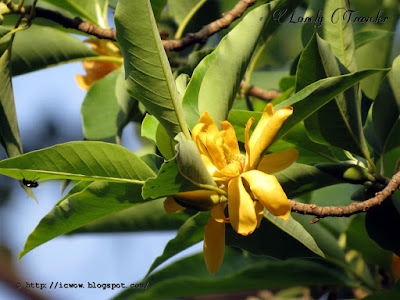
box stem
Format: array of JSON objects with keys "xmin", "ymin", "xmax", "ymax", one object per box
[{"xmin": 174, "ymin": 0, "xmax": 207, "ymax": 40}]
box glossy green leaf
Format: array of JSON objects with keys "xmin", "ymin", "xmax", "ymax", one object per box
[
  {"xmin": 183, "ymin": 2, "xmax": 278, "ymax": 128},
  {"xmin": 81, "ymin": 68, "xmax": 135, "ymax": 140},
  {"xmin": 146, "ymin": 212, "xmax": 209, "ymax": 276},
  {"xmin": 275, "ymin": 163, "xmax": 344, "ymax": 198},
  {"xmin": 226, "ymin": 217, "xmax": 318, "ymax": 259},
  {"xmin": 275, "ymin": 70, "xmax": 386, "ymax": 150},
  {"xmin": 298, "ymin": 34, "xmax": 369, "ymax": 157},
  {"xmin": 40, "ymin": 0, "xmax": 109, "ymax": 26},
  {"xmin": 0, "ymin": 41, "xmax": 22, "ymax": 157},
  {"xmin": 354, "ymin": 30, "xmax": 393, "ymax": 49},
  {"xmin": 0, "ymin": 141, "xmax": 155, "ymax": 184},
  {"xmin": 365, "ymin": 196, "xmax": 400, "ymax": 256},
  {"xmin": 141, "ymin": 114, "xmax": 176, "ymax": 159},
  {"xmin": 19, "ymin": 181, "xmax": 144, "ymax": 260},
  {"xmin": 142, "ymin": 159, "xmax": 198, "ymax": 199},
  {"xmin": 72, "ymin": 198, "xmax": 189, "ymax": 234},
  {"xmin": 346, "ymin": 214, "xmax": 391, "ymax": 269},
  {"xmin": 373, "ymin": 55, "xmax": 400, "ymax": 155},
  {"xmin": 114, "ymin": 249, "xmax": 350, "ymax": 300},
  {"xmin": 10, "ymin": 25, "xmax": 98, "ymax": 76},
  {"xmin": 110, "ymin": 0, "xmax": 166, "ymax": 20},
  {"xmin": 322, "ymin": 0, "xmax": 357, "ymax": 72},
  {"xmin": 115, "ymin": 0, "xmax": 190, "ymax": 139}
]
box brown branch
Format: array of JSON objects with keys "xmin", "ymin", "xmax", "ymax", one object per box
[
  {"xmin": 24, "ymin": 0, "xmax": 258, "ymax": 51},
  {"xmin": 290, "ymin": 171, "xmax": 400, "ymax": 220},
  {"xmin": 162, "ymin": 0, "xmax": 258, "ymax": 51},
  {"xmin": 240, "ymin": 81, "xmax": 282, "ymax": 101}
]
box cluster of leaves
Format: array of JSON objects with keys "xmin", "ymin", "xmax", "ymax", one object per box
[{"xmin": 0, "ymin": 0, "xmax": 399, "ymax": 299}]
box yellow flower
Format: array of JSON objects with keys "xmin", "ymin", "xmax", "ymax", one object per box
[
  {"xmin": 165, "ymin": 103, "xmax": 298, "ymax": 274},
  {"xmin": 75, "ymin": 39, "xmax": 121, "ymax": 90}
]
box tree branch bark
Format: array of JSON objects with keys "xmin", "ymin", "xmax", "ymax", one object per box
[{"xmin": 290, "ymin": 171, "xmax": 400, "ymax": 221}]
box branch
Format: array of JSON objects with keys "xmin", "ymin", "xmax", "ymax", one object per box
[
  {"xmin": 240, "ymin": 81, "xmax": 282, "ymax": 101},
  {"xmin": 24, "ymin": 0, "xmax": 258, "ymax": 51},
  {"xmin": 162, "ymin": 0, "xmax": 258, "ymax": 51},
  {"xmin": 290, "ymin": 171, "xmax": 400, "ymax": 221}
]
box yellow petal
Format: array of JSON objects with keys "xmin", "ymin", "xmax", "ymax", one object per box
[
  {"xmin": 211, "ymin": 203, "xmax": 229, "ymax": 223},
  {"xmin": 200, "ymin": 154, "xmax": 219, "ymax": 177},
  {"xmin": 257, "ymin": 148, "xmax": 299, "ymax": 174},
  {"xmin": 75, "ymin": 74, "xmax": 91, "ymax": 90},
  {"xmin": 392, "ymin": 253, "xmax": 400, "ymax": 282},
  {"xmin": 254, "ymin": 201, "xmax": 264, "ymax": 228},
  {"xmin": 164, "ymin": 197, "xmax": 185, "ymax": 214},
  {"xmin": 248, "ymin": 105, "xmax": 293, "ymax": 170},
  {"xmin": 241, "ymin": 170, "xmax": 291, "ymax": 221},
  {"xmin": 221, "ymin": 121, "xmax": 240, "ymax": 155},
  {"xmin": 204, "ymin": 217, "xmax": 225, "ymax": 275},
  {"xmin": 228, "ymin": 176, "xmax": 257, "ymax": 235},
  {"xmin": 219, "ymin": 161, "xmax": 242, "ymax": 178},
  {"xmin": 244, "ymin": 117, "xmax": 254, "ymax": 171}
]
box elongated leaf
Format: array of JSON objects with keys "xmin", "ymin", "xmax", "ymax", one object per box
[
  {"xmin": 298, "ymin": 34, "xmax": 369, "ymax": 157},
  {"xmin": 354, "ymin": 30, "xmax": 393, "ymax": 49},
  {"xmin": 146, "ymin": 212, "xmax": 209, "ymax": 276},
  {"xmin": 273, "ymin": 68, "xmax": 386, "ymax": 146},
  {"xmin": 72, "ymin": 198, "xmax": 189, "ymax": 233},
  {"xmin": 81, "ymin": 68, "xmax": 135, "ymax": 140},
  {"xmin": 110, "ymin": 0, "xmax": 166, "ymax": 21},
  {"xmin": 363, "ymin": 281, "xmax": 400, "ymax": 300},
  {"xmin": 322, "ymin": 0, "xmax": 357, "ymax": 72},
  {"xmin": 0, "ymin": 41, "xmax": 22, "ymax": 157},
  {"xmin": 41, "ymin": 0, "xmax": 109, "ymax": 26},
  {"xmin": 227, "ymin": 212, "xmax": 323, "ymax": 259},
  {"xmin": 183, "ymin": 1, "xmax": 279, "ymax": 128},
  {"xmin": 0, "ymin": 141, "xmax": 155, "ymax": 184},
  {"xmin": 114, "ymin": 249, "xmax": 350, "ymax": 300},
  {"xmin": 11, "ymin": 25, "xmax": 98, "ymax": 76},
  {"xmin": 275, "ymin": 163, "xmax": 344, "ymax": 198},
  {"xmin": 115, "ymin": 0, "xmax": 190, "ymax": 139},
  {"xmin": 373, "ymin": 55, "xmax": 400, "ymax": 155},
  {"xmin": 19, "ymin": 181, "xmax": 144, "ymax": 260}
]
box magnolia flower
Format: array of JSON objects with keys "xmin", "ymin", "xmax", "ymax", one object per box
[
  {"xmin": 165, "ymin": 103, "xmax": 298, "ymax": 274},
  {"xmin": 75, "ymin": 39, "xmax": 121, "ymax": 90}
]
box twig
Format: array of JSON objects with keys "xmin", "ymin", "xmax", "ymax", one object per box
[
  {"xmin": 23, "ymin": 0, "xmax": 258, "ymax": 51},
  {"xmin": 240, "ymin": 81, "xmax": 282, "ymax": 102},
  {"xmin": 290, "ymin": 171, "xmax": 400, "ymax": 219},
  {"xmin": 162, "ymin": 0, "xmax": 258, "ymax": 51}
]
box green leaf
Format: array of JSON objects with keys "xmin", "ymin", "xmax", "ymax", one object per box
[
  {"xmin": 365, "ymin": 196, "xmax": 400, "ymax": 256},
  {"xmin": 346, "ymin": 214, "xmax": 391, "ymax": 269},
  {"xmin": 19, "ymin": 181, "xmax": 144, "ymax": 260},
  {"xmin": 298, "ymin": 33, "xmax": 369, "ymax": 157},
  {"xmin": 141, "ymin": 114, "xmax": 176, "ymax": 159},
  {"xmin": 81, "ymin": 68, "xmax": 135, "ymax": 140},
  {"xmin": 227, "ymin": 211, "xmax": 324, "ymax": 258},
  {"xmin": 373, "ymin": 55, "xmax": 400, "ymax": 155},
  {"xmin": 10, "ymin": 25, "xmax": 100, "ymax": 76},
  {"xmin": 146, "ymin": 212, "xmax": 209, "ymax": 276},
  {"xmin": 115, "ymin": 0, "xmax": 190, "ymax": 139},
  {"xmin": 142, "ymin": 159, "xmax": 198, "ymax": 199},
  {"xmin": 274, "ymin": 69, "xmax": 387, "ymax": 148},
  {"xmin": 354, "ymin": 30, "xmax": 393, "ymax": 49},
  {"xmin": 114, "ymin": 249, "xmax": 350, "ymax": 300},
  {"xmin": 110, "ymin": 0, "xmax": 166, "ymax": 21},
  {"xmin": 72, "ymin": 198, "xmax": 189, "ymax": 234},
  {"xmin": 0, "ymin": 141, "xmax": 155, "ymax": 184},
  {"xmin": 363, "ymin": 281, "xmax": 400, "ymax": 300},
  {"xmin": 0, "ymin": 40, "xmax": 22, "ymax": 157},
  {"xmin": 139, "ymin": 153, "xmax": 164, "ymax": 174},
  {"xmin": 183, "ymin": 1, "xmax": 279, "ymax": 128},
  {"xmin": 40, "ymin": 0, "xmax": 109, "ymax": 26},
  {"xmin": 275, "ymin": 163, "xmax": 344, "ymax": 198},
  {"xmin": 322, "ymin": 0, "xmax": 357, "ymax": 72}
]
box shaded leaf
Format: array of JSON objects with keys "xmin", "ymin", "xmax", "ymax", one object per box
[
  {"xmin": 72, "ymin": 198, "xmax": 189, "ymax": 234},
  {"xmin": 19, "ymin": 181, "xmax": 144, "ymax": 259},
  {"xmin": 354, "ymin": 30, "xmax": 393, "ymax": 49},
  {"xmin": 146, "ymin": 212, "xmax": 209, "ymax": 276},
  {"xmin": 115, "ymin": 0, "xmax": 189, "ymax": 139}
]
